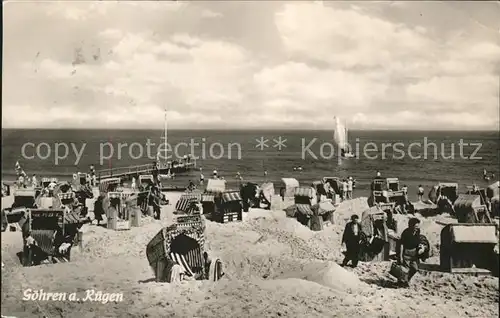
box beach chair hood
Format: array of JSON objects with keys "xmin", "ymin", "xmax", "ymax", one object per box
[
  {"xmin": 260, "ymin": 182, "xmax": 275, "ymax": 202},
  {"xmin": 206, "ymin": 179, "xmax": 226, "ymax": 193}
]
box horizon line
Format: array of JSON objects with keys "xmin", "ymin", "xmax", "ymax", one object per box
[{"xmin": 1, "ymin": 127, "xmax": 499, "ymax": 132}]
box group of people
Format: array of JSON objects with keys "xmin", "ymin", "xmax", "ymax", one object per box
[
  {"xmin": 340, "ymin": 177, "xmax": 355, "ymax": 200},
  {"xmin": 341, "ymin": 214, "xmax": 428, "ymax": 288},
  {"xmin": 14, "ymin": 161, "xmax": 98, "ymax": 191}
]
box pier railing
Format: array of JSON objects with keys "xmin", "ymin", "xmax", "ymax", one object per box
[
  {"xmin": 98, "ymin": 164, "xmax": 154, "ymax": 180},
  {"xmin": 97, "ymin": 160, "xmax": 196, "ymax": 180}
]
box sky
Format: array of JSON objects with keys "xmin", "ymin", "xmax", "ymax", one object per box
[{"xmin": 2, "ymin": 1, "xmax": 500, "ymax": 130}]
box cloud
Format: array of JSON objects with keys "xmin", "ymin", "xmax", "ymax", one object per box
[
  {"xmin": 201, "ymin": 9, "xmax": 223, "ymax": 19},
  {"xmin": 352, "ymin": 111, "xmax": 499, "ymax": 131},
  {"xmin": 2, "ymin": 1, "xmax": 499, "ymax": 130}
]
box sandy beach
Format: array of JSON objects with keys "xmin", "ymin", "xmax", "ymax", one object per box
[{"xmin": 1, "ymin": 192, "xmax": 498, "ymax": 318}]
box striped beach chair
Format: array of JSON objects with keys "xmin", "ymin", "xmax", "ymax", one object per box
[
  {"xmin": 99, "ymin": 178, "xmax": 121, "ymax": 193},
  {"xmin": 58, "ymin": 192, "xmax": 76, "ymax": 206},
  {"xmin": 175, "ymin": 193, "xmax": 201, "ymax": 214},
  {"xmin": 169, "ymin": 252, "xmax": 195, "ymax": 278}
]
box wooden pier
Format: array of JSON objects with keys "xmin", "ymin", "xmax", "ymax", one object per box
[{"xmin": 97, "ymin": 161, "xmax": 196, "ymax": 181}]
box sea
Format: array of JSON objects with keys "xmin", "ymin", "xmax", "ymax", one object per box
[{"xmin": 2, "ymin": 129, "xmax": 499, "ymax": 200}]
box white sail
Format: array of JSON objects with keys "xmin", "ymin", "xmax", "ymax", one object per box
[{"xmin": 333, "ymin": 116, "xmax": 347, "ymax": 150}]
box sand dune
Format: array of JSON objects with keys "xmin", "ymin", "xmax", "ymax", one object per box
[{"xmin": 1, "ymin": 196, "xmax": 498, "ymax": 318}]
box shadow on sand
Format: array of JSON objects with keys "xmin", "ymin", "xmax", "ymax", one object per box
[
  {"xmin": 361, "ymin": 277, "xmax": 402, "ymax": 289},
  {"xmin": 16, "ymin": 251, "xmax": 23, "ymax": 264},
  {"xmin": 138, "ymin": 278, "xmax": 157, "ymax": 284},
  {"xmin": 419, "ymin": 263, "xmax": 443, "ymax": 273}
]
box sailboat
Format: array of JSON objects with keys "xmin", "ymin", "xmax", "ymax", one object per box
[{"xmin": 333, "ymin": 116, "xmax": 355, "ymax": 158}]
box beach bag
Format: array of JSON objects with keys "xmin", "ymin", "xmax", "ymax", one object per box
[{"xmin": 389, "ymin": 262, "xmax": 409, "ymax": 281}]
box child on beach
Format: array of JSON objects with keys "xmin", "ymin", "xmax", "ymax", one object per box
[{"xmin": 417, "ymin": 185, "xmax": 424, "ymax": 201}]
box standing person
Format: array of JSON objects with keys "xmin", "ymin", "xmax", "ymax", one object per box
[
  {"xmin": 402, "ymin": 184, "xmax": 409, "ymax": 203},
  {"xmin": 402, "ymin": 184, "xmax": 408, "ymax": 195},
  {"xmin": 152, "ymin": 161, "xmax": 159, "ymax": 183},
  {"xmin": 157, "ymin": 174, "xmax": 162, "ymax": 189},
  {"xmin": 235, "ymin": 172, "xmax": 243, "ymax": 188},
  {"xmin": 94, "ymin": 196, "xmax": 104, "ymax": 226},
  {"xmin": 31, "ymin": 174, "xmax": 38, "ymax": 188},
  {"xmin": 131, "ymin": 177, "xmax": 137, "ymax": 190},
  {"xmin": 152, "ymin": 186, "xmax": 161, "ymax": 220},
  {"xmin": 213, "ymin": 170, "xmax": 218, "ymax": 179},
  {"xmin": 342, "ymin": 179, "xmax": 348, "ymax": 201},
  {"xmin": 341, "ymin": 214, "xmax": 362, "ymax": 268},
  {"xmin": 417, "ymin": 185, "xmax": 424, "ymax": 201},
  {"xmin": 89, "ymin": 165, "xmax": 96, "ymax": 186},
  {"xmin": 347, "ymin": 177, "xmax": 354, "ymax": 200},
  {"xmin": 18, "ymin": 174, "xmax": 25, "ymax": 188},
  {"xmin": 397, "ymin": 218, "xmax": 427, "ymax": 287},
  {"xmin": 199, "ymin": 168, "xmax": 205, "ymax": 186}
]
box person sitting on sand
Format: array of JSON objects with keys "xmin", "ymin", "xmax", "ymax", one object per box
[
  {"xmin": 417, "ymin": 185, "xmax": 424, "ymax": 201},
  {"xmin": 397, "ymin": 218, "xmax": 427, "ymax": 287},
  {"xmin": 188, "ymin": 180, "xmax": 196, "ymax": 191},
  {"xmin": 341, "ymin": 214, "xmax": 362, "ymax": 268},
  {"xmin": 48, "ymin": 180, "xmax": 57, "ymax": 195}
]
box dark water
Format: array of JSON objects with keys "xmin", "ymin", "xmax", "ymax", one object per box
[{"xmin": 2, "ymin": 129, "xmax": 498, "ymax": 199}]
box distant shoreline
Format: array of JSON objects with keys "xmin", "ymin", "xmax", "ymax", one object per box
[{"xmin": 2, "ymin": 128, "xmax": 499, "ymax": 133}]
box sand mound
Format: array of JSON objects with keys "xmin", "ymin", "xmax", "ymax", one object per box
[{"xmin": 282, "ymin": 261, "xmax": 363, "ymax": 292}]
